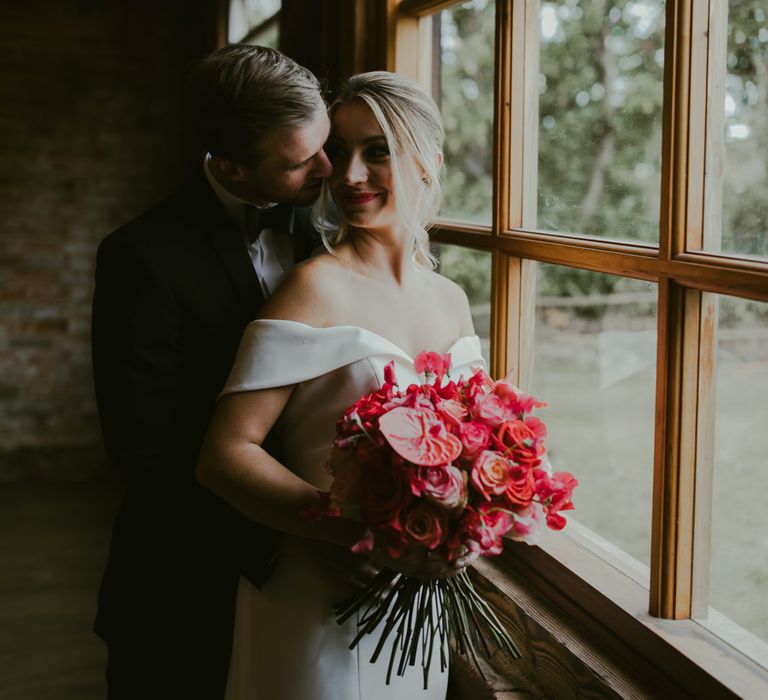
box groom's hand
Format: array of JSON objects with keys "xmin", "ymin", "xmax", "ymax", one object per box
[{"xmin": 291, "ymin": 538, "xmax": 380, "ymax": 590}]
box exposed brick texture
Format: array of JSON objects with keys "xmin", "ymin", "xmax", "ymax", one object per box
[{"xmin": 0, "ymin": 0, "xmax": 215, "ymax": 480}]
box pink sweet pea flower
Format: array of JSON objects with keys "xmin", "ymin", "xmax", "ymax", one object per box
[
  {"xmin": 383, "ymin": 360, "xmax": 398, "ymax": 387},
  {"xmin": 493, "ymin": 379, "xmax": 548, "ymax": 415},
  {"xmin": 534, "ymin": 470, "xmax": 578, "ymax": 530},
  {"xmin": 414, "ymin": 351, "xmax": 451, "ymax": 381},
  {"xmin": 507, "ymin": 503, "xmax": 545, "ymax": 544}
]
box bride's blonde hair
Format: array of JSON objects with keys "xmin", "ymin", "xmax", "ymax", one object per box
[{"xmin": 314, "ymin": 71, "xmax": 444, "ymax": 269}]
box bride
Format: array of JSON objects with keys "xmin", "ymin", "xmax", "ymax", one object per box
[{"xmin": 197, "ymin": 71, "xmax": 484, "ymax": 700}]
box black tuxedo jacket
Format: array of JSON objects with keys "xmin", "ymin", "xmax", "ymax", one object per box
[{"xmin": 91, "ymin": 173, "xmax": 316, "ymax": 656}]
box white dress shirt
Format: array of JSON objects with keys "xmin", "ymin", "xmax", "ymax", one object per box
[{"xmin": 203, "ymin": 157, "xmax": 295, "ymax": 298}]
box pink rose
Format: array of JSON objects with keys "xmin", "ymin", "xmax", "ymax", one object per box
[
  {"xmin": 399, "ymin": 503, "xmax": 447, "ymax": 550},
  {"xmin": 411, "ymin": 465, "xmax": 465, "ymax": 509},
  {"xmin": 471, "ymin": 393, "xmax": 511, "ymax": 427},
  {"xmin": 458, "ymin": 420, "xmax": 492, "ymax": 462},
  {"xmin": 471, "ymin": 450, "xmax": 514, "ymax": 500}
]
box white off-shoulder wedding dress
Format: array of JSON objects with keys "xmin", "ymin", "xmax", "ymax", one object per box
[{"xmin": 220, "ymin": 319, "xmax": 484, "ymax": 700}]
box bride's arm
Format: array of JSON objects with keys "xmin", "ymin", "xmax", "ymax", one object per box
[
  {"xmin": 197, "ymin": 258, "xmax": 362, "ymax": 547},
  {"xmin": 197, "ymin": 384, "xmax": 364, "ymax": 548}
]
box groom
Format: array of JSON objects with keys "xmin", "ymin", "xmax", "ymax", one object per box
[{"xmin": 91, "ymin": 45, "xmax": 331, "ymax": 698}]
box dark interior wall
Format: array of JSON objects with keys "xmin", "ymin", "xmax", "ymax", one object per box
[
  {"xmin": 280, "ymin": 0, "xmax": 388, "ymax": 92},
  {"xmin": 0, "ymin": 0, "xmax": 220, "ymax": 480}
]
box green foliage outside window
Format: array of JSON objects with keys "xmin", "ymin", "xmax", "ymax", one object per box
[{"xmin": 436, "ymin": 0, "xmax": 768, "ymax": 307}]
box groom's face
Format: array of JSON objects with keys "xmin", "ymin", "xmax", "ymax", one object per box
[{"xmin": 232, "ymin": 107, "xmax": 332, "ymax": 207}]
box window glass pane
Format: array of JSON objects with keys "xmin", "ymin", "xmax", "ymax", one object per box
[
  {"xmin": 707, "ymin": 296, "xmax": 768, "ymax": 644},
  {"xmin": 228, "ymin": 0, "xmax": 281, "ymax": 45},
  {"xmin": 537, "ymin": 1, "xmax": 665, "ymax": 242},
  {"xmin": 435, "ymin": 0, "xmax": 495, "ymax": 224},
  {"xmin": 435, "ymin": 244, "xmax": 491, "ymax": 362},
  {"xmin": 531, "ymin": 264, "xmax": 657, "ymax": 571},
  {"xmin": 710, "ymin": 3, "xmax": 768, "ymax": 259}
]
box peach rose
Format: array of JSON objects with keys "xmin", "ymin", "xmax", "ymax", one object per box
[{"xmin": 471, "ymin": 450, "xmax": 513, "ymax": 500}]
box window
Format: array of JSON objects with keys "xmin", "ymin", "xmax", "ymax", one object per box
[
  {"xmin": 228, "ymin": 0, "xmax": 281, "ymax": 47},
  {"xmin": 394, "ymin": 0, "xmax": 768, "ymax": 693}
]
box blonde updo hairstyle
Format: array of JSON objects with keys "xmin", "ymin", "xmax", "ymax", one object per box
[{"xmin": 315, "ymin": 71, "xmax": 444, "ymax": 269}]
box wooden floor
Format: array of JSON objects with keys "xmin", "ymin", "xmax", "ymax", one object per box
[{"xmin": 0, "ymin": 481, "xmax": 122, "ymax": 700}]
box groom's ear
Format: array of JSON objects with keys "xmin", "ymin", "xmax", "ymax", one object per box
[{"xmin": 210, "ymin": 155, "xmax": 249, "ymax": 183}]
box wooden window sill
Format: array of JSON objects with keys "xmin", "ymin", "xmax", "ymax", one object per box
[{"xmin": 466, "ymin": 526, "xmax": 768, "ymax": 699}]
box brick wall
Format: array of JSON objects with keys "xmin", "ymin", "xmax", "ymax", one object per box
[{"xmin": 0, "ymin": 1, "xmax": 217, "ymax": 480}]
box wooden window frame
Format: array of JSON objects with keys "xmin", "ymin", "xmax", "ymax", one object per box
[{"xmin": 389, "ymin": 0, "xmax": 768, "ymax": 696}]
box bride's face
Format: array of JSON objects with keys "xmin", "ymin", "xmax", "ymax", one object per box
[{"xmin": 325, "ymin": 99, "xmax": 399, "ymax": 231}]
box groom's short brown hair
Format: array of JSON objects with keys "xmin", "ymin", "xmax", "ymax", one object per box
[{"xmin": 185, "ymin": 44, "xmax": 324, "ymax": 166}]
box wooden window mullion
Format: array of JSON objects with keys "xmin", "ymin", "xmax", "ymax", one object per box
[
  {"xmin": 650, "ymin": 0, "xmax": 711, "ymax": 619},
  {"xmin": 490, "ymin": 0, "xmax": 514, "ymax": 378}
]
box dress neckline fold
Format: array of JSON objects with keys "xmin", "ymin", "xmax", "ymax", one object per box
[{"xmin": 248, "ymin": 318, "xmax": 478, "ymax": 363}]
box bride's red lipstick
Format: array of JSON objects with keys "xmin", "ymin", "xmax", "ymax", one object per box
[{"xmin": 344, "ymin": 191, "xmax": 378, "ymax": 204}]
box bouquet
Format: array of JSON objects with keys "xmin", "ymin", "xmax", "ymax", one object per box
[{"xmin": 310, "ymin": 351, "xmax": 578, "ymax": 688}]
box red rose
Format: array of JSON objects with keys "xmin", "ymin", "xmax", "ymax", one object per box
[
  {"xmin": 505, "ymin": 464, "xmax": 534, "ymax": 507},
  {"xmin": 495, "ymin": 418, "xmax": 546, "ymax": 468},
  {"xmin": 358, "ymin": 464, "xmax": 409, "ymax": 526},
  {"xmin": 399, "ymin": 503, "xmax": 447, "ymax": 550}
]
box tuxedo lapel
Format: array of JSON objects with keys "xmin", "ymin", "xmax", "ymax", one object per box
[{"xmin": 186, "ymin": 174, "xmax": 265, "ymax": 318}]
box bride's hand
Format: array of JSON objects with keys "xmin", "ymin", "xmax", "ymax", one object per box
[{"xmin": 370, "ymin": 545, "xmax": 479, "ymax": 581}]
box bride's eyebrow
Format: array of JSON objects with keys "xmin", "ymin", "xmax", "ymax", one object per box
[{"xmin": 326, "ymin": 133, "xmax": 387, "ymax": 143}]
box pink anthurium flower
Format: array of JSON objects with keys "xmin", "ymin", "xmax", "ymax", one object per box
[{"xmin": 378, "ymin": 406, "xmax": 462, "ymax": 466}]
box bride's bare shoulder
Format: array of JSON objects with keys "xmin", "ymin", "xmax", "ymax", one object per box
[
  {"xmin": 427, "ymin": 269, "xmax": 475, "ymax": 336},
  {"xmin": 258, "ymin": 252, "xmax": 348, "ymax": 326}
]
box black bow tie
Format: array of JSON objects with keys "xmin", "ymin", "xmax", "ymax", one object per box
[{"xmin": 244, "ymin": 204, "xmax": 292, "ymax": 244}]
